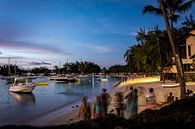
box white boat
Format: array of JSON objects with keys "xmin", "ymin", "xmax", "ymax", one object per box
[
  {"xmin": 161, "ymin": 83, "xmax": 180, "ymax": 88},
  {"xmin": 101, "ymin": 78, "xmax": 108, "ymax": 82},
  {"xmin": 9, "ymin": 78, "xmax": 36, "ymax": 93}
]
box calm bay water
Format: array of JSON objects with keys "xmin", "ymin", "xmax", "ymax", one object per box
[{"xmin": 0, "ymin": 76, "xmax": 120, "ymax": 126}]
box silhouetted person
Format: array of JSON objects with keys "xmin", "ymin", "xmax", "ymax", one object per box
[
  {"xmin": 167, "ymin": 92, "xmax": 174, "ymax": 103},
  {"xmin": 186, "ymin": 89, "xmax": 193, "ymax": 97},
  {"xmin": 79, "ymin": 96, "xmax": 91, "ymax": 121},
  {"xmin": 93, "ymin": 96, "xmax": 103, "ymax": 119},
  {"xmin": 132, "ymin": 89, "xmax": 138, "ymax": 116},
  {"xmin": 114, "ymin": 92, "xmax": 123, "ymax": 116},
  {"xmin": 101, "ymin": 88, "xmax": 111, "ymax": 116},
  {"xmin": 125, "ymin": 86, "xmax": 134, "ymax": 118}
]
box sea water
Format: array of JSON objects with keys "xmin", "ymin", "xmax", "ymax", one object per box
[{"xmin": 0, "ymin": 76, "xmax": 121, "ymax": 126}]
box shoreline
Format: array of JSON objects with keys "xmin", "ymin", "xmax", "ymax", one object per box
[
  {"xmin": 18, "ymin": 80, "xmax": 122, "ymax": 126},
  {"xmin": 19, "ymin": 99, "xmax": 81, "ymax": 126},
  {"xmin": 48, "ymin": 80, "xmax": 123, "ymax": 126},
  {"xmin": 18, "ymin": 77, "xmax": 195, "ymax": 126}
]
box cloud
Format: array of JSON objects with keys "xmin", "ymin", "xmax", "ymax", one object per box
[
  {"xmin": 27, "ymin": 61, "xmax": 42, "ymax": 65},
  {"xmin": 69, "ymin": 41, "xmax": 113, "ymax": 54},
  {"xmin": 95, "ymin": 46, "xmax": 112, "ymax": 53},
  {"xmin": 41, "ymin": 61, "xmax": 52, "ymax": 65},
  {"xmin": 0, "ymin": 56, "xmax": 24, "ymax": 59},
  {"xmin": 27, "ymin": 61, "xmax": 52, "ymax": 66},
  {"xmin": 0, "ymin": 20, "xmax": 71, "ymax": 56}
]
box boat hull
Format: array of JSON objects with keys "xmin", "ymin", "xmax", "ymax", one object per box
[
  {"xmin": 34, "ymin": 82, "xmax": 48, "ymax": 86},
  {"xmin": 9, "ymin": 85, "xmax": 35, "ymax": 93}
]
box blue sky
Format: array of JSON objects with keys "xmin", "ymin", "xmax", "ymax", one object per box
[{"xmin": 0, "ymin": 0, "xmax": 194, "ymax": 69}]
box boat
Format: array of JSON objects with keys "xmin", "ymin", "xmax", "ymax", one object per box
[
  {"xmin": 9, "ymin": 78, "xmax": 36, "ymax": 93},
  {"xmin": 55, "ymin": 77, "xmax": 80, "ymax": 83},
  {"xmin": 49, "ymin": 75, "xmax": 80, "ymax": 83},
  {"xmin": 101, "ymin": 78, "xmax": 108, "ymax": 82},
  {"xmin": 161, "ymin": 83, "xmax": 180, "ymax": 88},
  {"xmin": 95, "ymin": 76, "xmax": 108, "ymax": 82},
  {"xmin": 34, "ymin": 81, "xmax": 48, "ymax": 86}
]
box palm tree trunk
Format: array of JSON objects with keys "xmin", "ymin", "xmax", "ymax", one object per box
[
  {"xmin": 157, "ymin": 38, "xmax": 165, "ymax": 83},
  {"xmin": 160, "ymin": 0, "xmax": 186, "ymax": 98}
]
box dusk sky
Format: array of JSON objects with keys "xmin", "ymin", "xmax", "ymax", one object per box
[{"xmin": 0, "ymin": 0, "xmax": 194, "ymax": 69}]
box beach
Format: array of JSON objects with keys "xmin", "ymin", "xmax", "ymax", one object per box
[{"xmin": 28, "ymin": 76, "xmax": 195, "ymax": 126}]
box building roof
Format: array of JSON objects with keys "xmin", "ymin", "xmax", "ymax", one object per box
[
  {"xmin": 177, "ymin": 29, "xmax": 195, "ymax": 46},
  {"xmin": 190, "ymin": 54, "xmax": 195, "ymax": 59}
]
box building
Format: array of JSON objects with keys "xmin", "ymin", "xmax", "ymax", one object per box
[
  {"xmin": 179, "ymin": 29, "xmax": 195, "ymax": 71},
  {"xmin": 162, "ymin": 29, "xmax": 195, "ymax": 81}
]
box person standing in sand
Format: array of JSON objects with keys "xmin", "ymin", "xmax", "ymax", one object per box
[
  {"xmin": 167, "ymin": 92, "xmax": 174, "ymax": 103},
  {"xmin": 114, "ymin": 92, "xmax": 124, "ymax": 116},
  {"xmin": 101, "ymin": 88, "xmax": 112, "ymax": 116},
  {"xmin": 79, "ymin": 96, "xmax": 91, "ymax": 121},
  {"xmin": 132, "ymin": 89, "xmax": 138, "ymax": 116},
  {"xmin": 145, "ymin": 88, "xmax": 157, "ymax": 110},
  {"xmin": 125, "ymin": 86, "xmax": 134, "ymax": 118},
  {"xmin": 93, "ymin": 96, "xmax": 103, "ymax": 119}
]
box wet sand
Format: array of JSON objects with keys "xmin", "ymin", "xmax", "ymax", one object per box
[{"xmin": 28, "ymin": 77, "xmax": 195, "ymax": 126}]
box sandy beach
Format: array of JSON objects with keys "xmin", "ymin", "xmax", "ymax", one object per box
[{"xmin": 28, "ymin": 76, "xmax": 195, "ymax": 126}]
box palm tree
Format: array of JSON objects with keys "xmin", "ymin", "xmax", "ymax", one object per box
[
  {"xmin": 143, "ymin": 0, "xmax": 195, "ymax": 30},
  {"xmin": 160, "ymin": 0, "xmax": 186, "ymax": 98},
  {"xmin": 182, "ymin": 13, "xmax": 195, "ymax": 30},
  {"xmin": 143, "ymin": 0, "xmax": 195, "ymax": 98}
]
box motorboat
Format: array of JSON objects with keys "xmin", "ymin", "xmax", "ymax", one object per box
[
  {"xmin": 34, "ymin": 81, "xmax": 48, "ymax": 86},
  {"xmin": 101, "ymin": 78, "xmax": 108, "ymax": 82},
  {"xmin": 50, "ymin": 75, "xmax": 80, "ymax": 83},
  {"xmin": 9, "ymin": 78, "xmax": 36, "ymax": 93}
]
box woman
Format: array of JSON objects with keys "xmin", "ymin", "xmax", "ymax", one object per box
[
  {"xmin": 93, "ymin": 96, "xmax": 103, "ymax": 119},
  {"xmin": 125, "ymin": 87, "xmax": 134, "ymax": 118},
  {"xmin": 79, "ymin": 96, "xmax": 91, "ymax": 121}
]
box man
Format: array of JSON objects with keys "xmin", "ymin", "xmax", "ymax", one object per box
[{"xmin": 101, "ymin": 88, "xmax": 112, "ymax": 115}]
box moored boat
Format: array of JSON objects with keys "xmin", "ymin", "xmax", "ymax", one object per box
[
  {"xmin": 49, "ymin": 75, "xmax": 80, "ymax": 83},
  {"xmin": 9, "ymin": 78, "xmax": 36, "ymax": 93},
  {"xmin": 34, "ymin": 81, "xmax": 48, "ymax": 86}
]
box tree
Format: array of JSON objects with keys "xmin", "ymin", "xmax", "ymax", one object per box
[
  {"xmin": 62, "ymin": 61, "xmax": 101, "ymax": 74},
  {"xmin": 182, "ymin": 13, "xmax": 195, "ymax": 30},
  {"xmin": 31, "ymin": 67, "xmax": 50, "ymax": 75},
  {"xmin": 144, "ymin": 0, "xmax": 195, "ymax": 98},
  {"xmin": 143, "ymin": 0, "xmax": 195, "ymax": 30},
  {"xmin": 143, "ymin": 0, "xmax": 194, "ymax": 98},
  {"xmin": 125, "ymin": 27, "xmax": 172, "ymax": 74}
]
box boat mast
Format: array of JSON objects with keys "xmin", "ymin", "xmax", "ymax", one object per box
[
  {"xmin": 8, "ymin": 57, "xmax": 11, "ymax": 76},
  {"xmin": 58, "ymin": 60, "xmax": 60, "ymax": 75},
  {"xmin": 14, "ymin": 61, "xmax": 17, "ymax": 76}
]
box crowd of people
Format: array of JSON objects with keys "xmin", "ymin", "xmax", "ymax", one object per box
[
  {"xmin": 79, "ymin": 88, "xmax": 112, "ymax": 121},
  {"xmin": 78, "ymin": 86, "xmax": 162, "ymax": 121}
]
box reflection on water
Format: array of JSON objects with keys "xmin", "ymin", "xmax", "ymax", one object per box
[
  {"xmin": 0, "ymin": 76, "xmax": 120, "ymax": 126},
  {"xmin": 9, "ymin": 92, "xmax": 36, "ymax": 105}
]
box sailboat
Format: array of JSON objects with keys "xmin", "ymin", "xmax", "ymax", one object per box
[{"xmin": 9, "ymin": 77, "xmax": 36, "ymax": 93}]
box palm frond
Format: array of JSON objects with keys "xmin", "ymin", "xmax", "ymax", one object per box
[
  {"xmin": 172, "ymin": 14, "xmax": 180, "ymax": 23},
  {"xmin": 177, "ymin": 0, "xmax": 195, "ymax": 13},
  {"xmin": 143, "ymin": 5, "xmax": 162, "ymax": 15}
]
